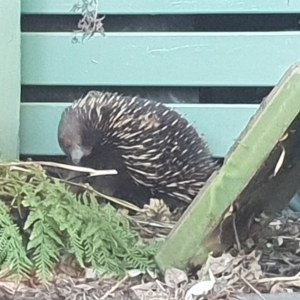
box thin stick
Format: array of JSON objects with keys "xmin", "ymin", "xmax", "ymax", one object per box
[
  {"xmin": 232, "ymin": 213, "xmax": 241, "ymax": 252},
  {"xmin": 0, "ymin": 161, "xmax": 117, "ymax": 176},
  {"xmin": 240, "ymin": 276, "xmax": 266, "ymax": 300},
  {"xmin": 1, "ymin": 161, "xmax": 143, "ymax": 212},
  {"xmin": 58, "ymin": 178, "xmax": 142, "ymax": 212},
  {"xmin": 132, "ymin": 219, "xmax": 175, "ymax": 229},
  {"xmin": 2, "ymin": 160, "xmax": 142, "ymax": 213},
  {"xmin": 258, "ymin": 272, "xmax": 300, "ymax": 283},
  {"xmin": 100, "ymin": 274, "xmax": 128, "ymax": 300}
]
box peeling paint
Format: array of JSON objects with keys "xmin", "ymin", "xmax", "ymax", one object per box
[{"xmin": 146, "ymin": 44, "xmax": 200, "ymax": 54}]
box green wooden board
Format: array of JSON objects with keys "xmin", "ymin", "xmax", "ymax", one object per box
[
  {"xmin": 21, "ymin": 0, "xmax": 300, "ymax": 14},
  {"xmin": 19, "ymin": 103, "xmax": 258, "ymax": 157},
  {"xmin": 21, "ymin": 32, "xmax": 300, "ymax": 87},
  {"xmin": 0, "ymin": 0, "xmax": 20, "ymax": 161},
  {"xmin": 155, "ymin": 62, "xmax": 300, "ymax": 272}
]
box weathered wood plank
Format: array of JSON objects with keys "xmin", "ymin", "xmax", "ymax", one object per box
[
  {"xmin": 21, "ymin": 0, "xmax": 300, "ymax": 15},
  {"xmin": 19, "ymin": 103, "xmax": 258, "ymax": 156},
  {"xmin": 0, "ymin": 0, "xmax": 20, "ymax": 161},
  {"xmin": 155, "ymin": 62, "xmax": 300, "ymax": 272},
  {"xmin": 21, "ymin": 32, "xmax": 300, "ymax": 87}
]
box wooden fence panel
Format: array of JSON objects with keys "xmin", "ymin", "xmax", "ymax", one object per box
[
  {"xmin": 22, "ymin": 32, "xmax": 300, "ymax": 87},
  {"xmin": 21, "ymin": 0, "xmax": 300, "ymax": 15},
  {"xmin": 0, "ymin": 0, "xmax": 20, "ymax": 160}
]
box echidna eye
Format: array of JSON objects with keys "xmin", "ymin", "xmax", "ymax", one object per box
[{"xmin": 63, "ymin": 140, "xmax": 72, "ymax": 150}]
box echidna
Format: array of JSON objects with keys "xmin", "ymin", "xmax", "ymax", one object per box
[{"xmin": 58, "ymin": 90, "xmax": 219, "ymax": 209}]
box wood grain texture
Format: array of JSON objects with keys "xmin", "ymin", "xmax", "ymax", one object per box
[
  {"xmin": 0, "ymin": 0, "xmax": 20, "ymax": 160},
  {"xmin": 21, "ymin": 32, "xmax": 300, "ymax": 87},
  {"xmin": 21, "ymin": 0, "xmax": 300, "ymax": 14},
  {"xmin": 155, "ymin": 63, "xmax": 300, "ymax": 271},
  {"xmin": 19, "ymin": 103, "xmax": 258, "ymax": 157}
]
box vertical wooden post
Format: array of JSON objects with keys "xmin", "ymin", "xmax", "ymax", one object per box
[{"xmin": 0, "ymin": 0, "xmax": 21, "ymax": 161}]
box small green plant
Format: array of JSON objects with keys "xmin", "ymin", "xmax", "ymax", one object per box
[
  {"xmin": 0, "ymin": 164, "xmax": 161, "ymax": 283},
  {"xmin": 71, "ymin": 0, "xmax": 105, "ymax": 43}
]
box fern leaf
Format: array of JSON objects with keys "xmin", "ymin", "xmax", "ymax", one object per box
[
  {"xmin": 0, "ymin": 200, "xmax": 13, "ymax": 227},
  {"xmin": 2, "ymin": 224, "xmax": 32, "ymax": 278},
  {"xmin": 67, "ymin": 230, "xmax": 84, "ymax": 268},
  {"xmin": 32, "ymin": 239, "xmax": 60, "ymax": 283},
  {"xmin": 44, "ymin": 223, "xmax": 64, "ymax": 247},
  {"xmin": 23, "ymin": 208, "xmax": 44, "ymax": 230},
  {"xmin": 0, "ymin": 228, "xmax": 9, "ymax": 263}
]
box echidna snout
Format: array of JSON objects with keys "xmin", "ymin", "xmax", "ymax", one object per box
[
  {"xmin": 58, "ymin": 109, "xmax": 93, "ymax": 165},
  {"xmin": 69, "ymin": 146, "xmax": 85, "ymax": 165},
  {"xmin": 59, "ymin": 135, "xmax": 92, "ymax": 165}
]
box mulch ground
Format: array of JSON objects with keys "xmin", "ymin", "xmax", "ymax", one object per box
[{"xmin": 1, "ymin": 207, "xmax": 300, "ymax": 300}]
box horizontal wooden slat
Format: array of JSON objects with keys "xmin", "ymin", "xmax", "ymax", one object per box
[
  {"xmin": 20, "ymin": 103, "xmax": 258, "ymax": 157},
  {"xmin": 21, "ymin": 0, "xmax": 300, "ymax": 15},
  {"xmin": 21, "ymin": 32, "xmax": 300, "ymax": 87}
]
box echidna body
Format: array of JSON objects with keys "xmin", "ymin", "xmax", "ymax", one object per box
[{"xmin": 58, "ymin": 91, "xmax": 219, "ymax": 208}]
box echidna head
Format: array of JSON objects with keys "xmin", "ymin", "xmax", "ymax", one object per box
[{"xmin": 58, "ymin": 109, "xmax": 93, "ymax": 165}]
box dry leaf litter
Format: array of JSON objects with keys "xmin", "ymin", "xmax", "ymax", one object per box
[{"xmin": 1, "ymin": 200, "xmax": 300, "ymax": 300}]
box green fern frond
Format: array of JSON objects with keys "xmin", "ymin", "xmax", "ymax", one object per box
[
  {"xmin": 31, "ymin": 226, "xmax": 61, "ymax": 283},
  {"xmin": 0, "ymin": 228, "xmax": 9, "ymax": 263},
  {"xmin": 0, "ymin": 199, "xmax": 14, "ymax": 227},
  {"xmin": 1, "ymin": 224, "xmax": 32, "ymax": 279},
  {"xmin": 67, "ymin": 230, "xmax": 85, "ymax": 268},
  {"xmin": 0, "ymin": 163, "xmax": 161, "ymax": 282}
]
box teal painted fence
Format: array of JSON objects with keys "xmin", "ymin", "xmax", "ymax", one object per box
[
  {"xmin": 0, "ymin": 0, "xmax": 20, "ymax": 160},
  {"xmin": 19, "ymin": 1, "xmax": 300, "ymax": 158},
  {"xmin": 22, "ymin": 32, "xmax": 300, "ymax": 87},
  {"xmin": 20, "ymin": 103, "xmax": 258, "ymax": 157},
  {"xmin": 21, "ymin": 0, "xmax": 300, "ymax": 14}
]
